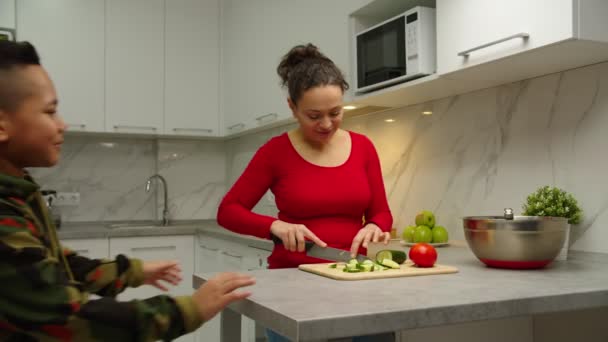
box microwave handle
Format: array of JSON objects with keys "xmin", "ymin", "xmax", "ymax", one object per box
[{"xmin": 457, "ymin": 32, "xmax": 529, "ymax": 57}]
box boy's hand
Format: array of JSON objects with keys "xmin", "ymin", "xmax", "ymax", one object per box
[
  {"xmin": 193, "ymin": 272, "xmax": 255, "ymax": 322},
  {"xmin": 142, "ymin": 260, "xmax": 183, "ymax": 291}
]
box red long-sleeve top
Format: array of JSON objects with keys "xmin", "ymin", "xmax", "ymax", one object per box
[{"xmin": 217, "ymin": 131, "xmax": 393, "ymax": 268}]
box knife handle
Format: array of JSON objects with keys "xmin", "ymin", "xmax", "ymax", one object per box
[{"xmin": 270, "ymin": 233, "xmax": 314, "ymax": 251}]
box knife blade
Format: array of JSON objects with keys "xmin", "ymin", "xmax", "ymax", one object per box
[{"xmin": 271, "ymin": 234, "xmax": 368, "ymax": 263}]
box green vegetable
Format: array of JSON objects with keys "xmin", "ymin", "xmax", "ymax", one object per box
[
  {"xmin": 522, "ymin": 186, "xmax": 582, "ymax": 224},
  {"xmin": 328, "ymin": 258, "xmax": 391, "ymax": 273},
  {"xmin": 379, "ymin": 259, "xmax": 400, "ymax": 269},
  {"xmin": 375, "ymin": 250, "xmax": 407, "ymax": 264}
]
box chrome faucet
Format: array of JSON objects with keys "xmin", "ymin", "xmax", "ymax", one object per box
[{"xmin": 145, "ymin": 174, "xmax": 170, "ymax": 226}]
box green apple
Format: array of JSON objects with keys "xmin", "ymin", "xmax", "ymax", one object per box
[
  {"xmin": 415, "ymin": 210, "xmax": 436, "ymax": 228},
  {"xmin": 414, "ymin": 225, "xmax": 433, "ymax": 243},
  {"xmin": 432, "ymin": 225, "xmax": 449, "ymax": 243},
  {"xmin": 402, "ymin": 225, "xmax": 417, "ymax": 242}
]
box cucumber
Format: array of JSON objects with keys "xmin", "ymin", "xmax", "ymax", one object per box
[
  {"xmin": 326, "ymin": 258, "xmax": 394, "ymax": 273},
  {"xmin": 345, "ymin": 263, "xmax": 358, "ymax": 271},
  {"xmin": 375, "ymin": 250, "xmax": 407, "ymax": 264},
  {"xmin": 380, "ymin": 258, "xmax": 401, "ymax": 269},
  {"xmin": 373, "ymin": 264, "xmax": 385, "ymax": 272}
]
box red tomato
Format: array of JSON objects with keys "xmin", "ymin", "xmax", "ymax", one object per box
[{"xmin": 408, "ymin": 243, "xmax": 437, "ymax": 267}]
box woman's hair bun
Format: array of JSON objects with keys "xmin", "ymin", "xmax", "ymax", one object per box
[
  {"xmin": 277, "ymin": 43, "xmax": 328, "ymax": 86},
  {"xmin": 276, "ymin": 43, "xmax": 348, "ymax": 104}
]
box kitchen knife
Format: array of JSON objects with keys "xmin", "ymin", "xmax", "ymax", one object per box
[{"xmin": 271, "ymin": 234, "xmax": 368, "ymax": 263}]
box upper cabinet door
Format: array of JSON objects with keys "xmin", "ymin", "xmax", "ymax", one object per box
[
  {"xmin": 164, "ymin": 0, "xmax": 219, "ymax": 137},
  {"xmin": 106, "ymin": 0, "xmax": 164, "ymax": 135},
  {"xmin": 0, "ymin": 0, "xmax": 15, "ymax": 29},
  {"xmin": 222, "ymin": 0, "xmax": 370, "ymax": 136},
  {"xmin": 436, "ymin": 0, "xmax": 574, "ymax": 76},
  {"xmin": 17, "ymin": 0, "xmax": 105, "ymax": 133}
]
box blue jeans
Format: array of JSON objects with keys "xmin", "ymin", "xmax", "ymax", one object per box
[{"xmin": 266, "ymin": 329, "xmax": 395, "ymax": 342}]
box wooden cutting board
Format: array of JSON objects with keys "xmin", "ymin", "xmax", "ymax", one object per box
[{"xmin": 298, "ymin": 261, "xmax": 458, "ymax": 280}]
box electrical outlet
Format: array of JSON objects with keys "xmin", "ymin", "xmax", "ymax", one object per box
[{"xmin": 55, "ymin": 192, "xmax": 80, "ymax": 206}]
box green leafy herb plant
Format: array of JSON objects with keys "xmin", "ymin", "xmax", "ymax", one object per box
[{"xmin": 522, "ymin": 186, "xmax": 582, "ymax": 224}]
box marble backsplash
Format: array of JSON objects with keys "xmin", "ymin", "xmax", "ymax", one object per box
[
  {"xmin": 29, "ymin": 136, "xmax": 158, "ymax": 222},
  {"xmin": 29, "ymin": 60, "xmax": 608, "ymax": 254},
  {"xmin": 225, "ymin": 61, "xmax": 608, "ymax": 254},
  {"xmin": 29, "ymin": 136, "xmax": 227, "ymax": 222}
]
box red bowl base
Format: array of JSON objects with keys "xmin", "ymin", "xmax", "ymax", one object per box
[{"xmin": 479, "ymin": 258, "xmax": 553, "ymax": 269}]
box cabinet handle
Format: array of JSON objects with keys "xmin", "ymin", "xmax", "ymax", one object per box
[
  {"xmin": 201, "ymin": 245, "xmax": 219, "ymax": 251},
  {"xmin": 131, "ymin": 246, "xmax": 176, "ymax": 252},
  {"xmin": 172, "ymin": 128, "xmax": 213, "ymax": 134},
  {"xmin": 457, "ymin": 32, "xmax": 530, "ymax": 57},
  {"xmin": 255, "ymin": 113, "xmax": 278, "ymax": 124},
  {"xmin": 67, "ymin": 123, "xmax": 86, "ymax": 131},
  {"xmin": 227, "ymin": 123, "xmax": 245, "ymax": 131},
  {"xmin": 113, "ymin": 125, "xmax": 157, "ymax": 132},
  {"xmin": 221, "ymin": 251, "xmax": 243, "ymax": 259}
]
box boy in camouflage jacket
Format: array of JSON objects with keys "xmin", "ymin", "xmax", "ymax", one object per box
[{"xmin": 0, "ymin": 40, "xmax": 255, "ymax": 341}]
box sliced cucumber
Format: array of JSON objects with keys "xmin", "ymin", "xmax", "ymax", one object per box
[
  {"xmin": 327, "ymin": 257, "xmax": 394, "ymax": 273},
  {"xmin": 373, "ymin": 264, "xmax": 385, "ymax": 271},
  {"xmin": 345, "ymin": 263, "xmax": 358, "ymax": 271},
  {"xmin": 380, "ymin": 258, "xmax": 401, "ymax": 269},
  {"xmin": 375, "ymin": 250, "xmax": 407, "ymax": 264},
  {"xmin": 360, "ymin": 263, "xmax": 373, "ymax": 272}
]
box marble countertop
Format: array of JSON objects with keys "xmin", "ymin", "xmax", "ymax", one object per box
[
  {"xmin": 57, "ymin": 221, "xmax": 208, "ymax": 239},
  {"xmin": 193, "ymin": 246, "xmax": 608, "ymax": 341},
  {"xmin": 57, "ymin": 220, "xmax": 274, "ymax": 251}
]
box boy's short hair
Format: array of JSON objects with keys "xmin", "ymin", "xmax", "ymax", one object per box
[{"xmin": 0, "ymin": 40, "xmax": 41, "ymax": 112}]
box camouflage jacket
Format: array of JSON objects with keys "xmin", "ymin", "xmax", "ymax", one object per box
[{"xmin": 0, "ymin": 173, "xmax": 202, "ymax": 341}]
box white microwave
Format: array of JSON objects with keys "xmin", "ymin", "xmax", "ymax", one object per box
[{"xmin": 355, "ymin": 6, "xmax": 436, "ymax": 94}]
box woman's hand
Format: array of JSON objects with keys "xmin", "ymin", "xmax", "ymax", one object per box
[
  {"xmin": 142, "ymin": 260, "xmax": 182, "ymax": 291},
  {"xmin": 270, "ymin": 220, "xmax": 327, "ymax": 252},
  {"xmin": 350, "ymin": 223, "xmax": 390, "ymax": 257}
]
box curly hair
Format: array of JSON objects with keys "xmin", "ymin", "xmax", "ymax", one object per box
[{"xmin": 277, "ymin": 43, "xmax": 349, "ymax": 105}]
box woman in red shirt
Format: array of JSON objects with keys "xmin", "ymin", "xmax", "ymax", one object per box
[{"xmin": 217, "ymin": 43, "xmax": 393, "ymax": 269}]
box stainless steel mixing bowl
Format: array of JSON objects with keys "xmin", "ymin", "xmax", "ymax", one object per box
[{"xmin": 462, "ymin": 209, "xmax": 569, "ymax": 269}]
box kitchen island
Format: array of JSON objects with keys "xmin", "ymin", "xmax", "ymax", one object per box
[{"xmin": 193, "ymin": 246, "xmax": 608, "ymax": 341}]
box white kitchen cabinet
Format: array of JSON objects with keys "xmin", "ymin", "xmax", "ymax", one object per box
[
  {"xmin": 16, "ymin": 0, "xmax": 106, "ymax": 133},
  {"xmin": 194, "ymin": 237, "xmax": 222, "ymax": 342},
  {"xmin": 221, "ymin": 0, "xmax": 371, "ymax": 136},
  {"xmin": 0, "ymin": 0, "xmax": 15, "ymax": 29},
  {"xmin": 437, "ymin": 0, "xmax": 572, "ymax": 75},
  {"xmin": 351, "ymin": 0, "xmax": 608, "ymax": 110},
  {"xmin": 196, "ymin": 234, "xmax": 270, "ymax": 342},
  {"xmin": 110, "ymin": 235, "xmax": 195, "ymax": 342},
  {"xmin": 105, "ymin": 0, "xmax": 164, "ymax": 135},
  {"xmin": 436, "ymin": 0, "xmax": 608, "ymax": 81},
  {"xmin": 61, "ymin": 238, "xmax": 109, "ymax": 259},
  {"xmin": 110, "ymin": 235, "xmax": 195, "ymax": 299},
  {"xmin": 164, "ymin": 0, "xmax": 220, "ymax": 137}
]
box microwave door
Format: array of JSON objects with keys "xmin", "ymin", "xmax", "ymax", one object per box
[{"xmin": 357, "ymin": 16, "xmax": 406, "ymax": 91}]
